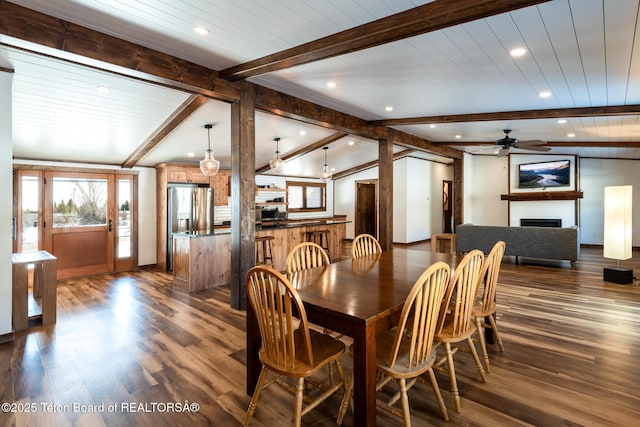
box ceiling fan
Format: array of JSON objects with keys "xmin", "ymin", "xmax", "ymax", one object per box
[{"xmin": 495, "ymin": 129, "xmax": 550, "ymax": 157}]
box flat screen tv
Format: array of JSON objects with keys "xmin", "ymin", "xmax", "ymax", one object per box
[{"xmin": 518, "ymin": 159, "xmax": 570, "ymax": 189}]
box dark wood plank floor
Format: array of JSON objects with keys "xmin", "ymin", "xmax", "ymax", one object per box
[{"xmin": 1, "ymin": 244, "xmax": 639, "ymax": 426}]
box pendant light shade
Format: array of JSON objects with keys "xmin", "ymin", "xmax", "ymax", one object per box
[
  {"xmin": 319, "ymin": 146, "xmax": 332, "ymax": 182},
  {"xmin": 200, "ymin": 123, "xmax": 220, "ymax": 177},
  {"xmin": 269, "ymin": 137, "xmax": 285, "ymax": 173}
]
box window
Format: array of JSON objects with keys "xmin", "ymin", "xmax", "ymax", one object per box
[{"xmin": 287, "ymin": 181, "xmax": 326, "ymax": 212}]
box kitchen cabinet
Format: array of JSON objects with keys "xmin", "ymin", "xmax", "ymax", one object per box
[
  {"xmin": 211, "ymin": 170, "xmax": 231, "ymax": 206},
  {"xmin": 172, "ymin": 232, "xmax": 231, "ymax": 292},
  {"xmin": 166, "ymin": 165, "xmax": 209, "ymax": 184}
]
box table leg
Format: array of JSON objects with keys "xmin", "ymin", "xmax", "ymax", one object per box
[
  {"xmin": 41, "ymin": 259, "xmax": 57, "ymax": 326},
  {"xmin": 246, "ymin": 302, "xmax": 261, "ymax": 395},
  {"xmin": 12, "ymin": 263, "xmax": 28, "ymax": 332},
  {"xmin": 352, "ymin": 323, "xmax": 377, "ymax": 426}
]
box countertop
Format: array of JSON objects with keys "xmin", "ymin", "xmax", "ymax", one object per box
[{"xmin": 173, "ymin": 217, "xmax": 350, "ymax": 237}]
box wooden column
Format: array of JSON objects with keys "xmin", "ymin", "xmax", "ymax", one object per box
[
  {"xmin": 230, "ymin": 81, "xmax": 255, "ymax": 310},
  {"xmin": 453, "ymin": 156, "xmax": 464, "ymax": 229},
  {"xmin": 1, "ymin": 67, "xmax": 14, "ymax": 339},
  {"xmin": 378, "ymin": 130, "xmax": 394, "ymax": 251}
]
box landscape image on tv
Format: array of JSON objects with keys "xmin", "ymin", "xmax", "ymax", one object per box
[{"xmin": 518, "ymin": 160, "xmax": 570, "ymax": 189}]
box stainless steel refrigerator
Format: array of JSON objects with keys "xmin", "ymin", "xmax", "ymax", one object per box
[{"xmin": 166, "ymin": 185, "xmax": 214, "ymax": 270}]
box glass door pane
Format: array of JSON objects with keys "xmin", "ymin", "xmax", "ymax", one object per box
[
  {"xmin": 117, "ymin": 178, "xmax": 131, "ymax": 258},
  {"xmin": 52, "ymin": 177, "xmax": 108, "ymax": 228},
  {"xmin": 21, "ymin": 175, "xmax": 40, "ymax": 252}
]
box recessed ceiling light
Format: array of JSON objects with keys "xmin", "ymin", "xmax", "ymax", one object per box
[
  {"xmin": 97, "ymin": 85, "xmax": 110, "ymax": 94},
  {"xmin": 429, "ymin": 124, "xmax": 436, "ymax": 128},
  {"xmin": 299, "ymin": 130, "xmax": 306, "ymax": 136},
  {"xmin": 510, "ymin": 47, "xmax": 527, "ymax": 57},
  {"xmin": 326, "ymin": 81, "xmax": 336, "ymax": 89},
  {"xmin": 539, "ymin": 91, "xmax": 552, "ymax": 98},
  {"xmin": 455, "ymin": 135, "xmax": 462, "ymax": 139},
  {"xmin": 385, "ymin": 106, "xmax": 394, "ymax": 112},
  {"xmin": 567, "ymin": 133, "xmax": 575, "ymax": 138},
  {"xmin": 557, "ymin": 119, "xmax": 567, "ymax": 124},
  {"xmin": 193, "ymin": 26, "xmax": 209, "ymax": 35},
  {"xmin": 348, "ymin": 140, "xmax": 355, "ymax": 146},
  {"xmin": 187, "ymin": 152, "xmax": 195, "ymax": 157}
]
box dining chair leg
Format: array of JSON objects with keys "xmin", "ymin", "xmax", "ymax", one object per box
[
  {"xmin": 466, "ymin": 337, "xmax": 487, "ymax": 382},
  {"xmin": 426, "ymin": 367, "xmax": 449, "ymax": 421},
  {"xmin": 475, "ymin": 317, "xmax": 491, "ymax": 373},
  {"xmin": 444, "ymin": 342, "xmax": 461, "ymax": 413},
  {"xmin": 245, "ymin": 367, "xmax": 268, "ymax": 426},
  {"xmin": 293, "ymin": 377, "xmax": 304, "ymax": 427},
  {"xmin": 487, "ymin": 314, "xmax": 505, "ymax": 352},
  {"xmin": 399, "ymin": 378, "xmax": 411, "ymax": 427},
  {"xmin": 336, "ymin": 371, "xmax": 353, "ymax": 425}
]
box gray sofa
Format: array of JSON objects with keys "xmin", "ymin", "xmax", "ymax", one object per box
[{"xmin": 455, "ymin": 223, "xmax": 580, "ymax": 267}]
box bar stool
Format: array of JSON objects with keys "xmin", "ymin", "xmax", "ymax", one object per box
[
  {"xmin": 305, "ymin": 229, "xmax": 331, "ymax": 261},
  {"xmin": 255, "ymin": 236, "xmax": 275, "ymax": 266}
]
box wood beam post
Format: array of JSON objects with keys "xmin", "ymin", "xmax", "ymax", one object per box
[
  {"xmin": 230, "ymin": 81, "xmax": 256, "ymax": 310},
  {"xmin": 378, "ymin": 130, "xmax": 394, "ymax": 251}
]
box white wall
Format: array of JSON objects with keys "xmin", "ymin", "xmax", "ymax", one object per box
[
  {"xmin": 507, "ymin": 154, "xmax": 578, "ymax": 227},
  {"xmin": 461, "ymin": 154, "xmax": 640, "ymax": 247},
  {"xmin": 394, "ymin": 158, "xmax": 409, "ymax": 242},
  {"xmin": 464, "ymin": 154, "xmax": 509, "ymax": 225},
  {"xmin": 0, "ymin": 70, "xmax": 13, "ymax": 336},
  {"xmin": 334, "ymin": 167, "xmax": 378, "ymax": 239},
  {"xmin": 334, "ymin": 156, "xmax": 452, "ymax": 243},
  {"xmin": 580, "ymin": 158, "xmax": 640, "ymax": 245},
  {"xmin": 137, "ymin": 167, "xmax": 157, "ymax": 265},
  {"xmin": 12, "ymin": 160, "xmax": 158, "ymax": 266}
]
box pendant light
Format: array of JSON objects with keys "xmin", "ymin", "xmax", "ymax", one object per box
[
  {"xmin": 319, "ymin": 146, "xmax": 332, "ymax": 182},
  {"xmin": 269, "ymin": 137, "xmax": 285, "ymax": 173},
  {"xmin": 199, "ymin": 123, "xmax": 220, "ymax": 177}
]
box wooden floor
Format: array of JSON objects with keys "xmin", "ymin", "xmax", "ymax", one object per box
[{"xmin": 2, "ymin": 244, "xmax": 640, "ymax": 426}]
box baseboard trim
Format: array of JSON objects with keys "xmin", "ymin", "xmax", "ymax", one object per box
[{"xmin": 0, "ymin": 331, "xmax": 15, "ymax": 344}]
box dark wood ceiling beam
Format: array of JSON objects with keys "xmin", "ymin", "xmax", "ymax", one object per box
[
  {"xmin": 370, "ymin": 104, "xmax": 640, "ymax": 126},
  {"xmin": 434, "ymin": 140, "xmax": 640, "ymax": 147},
  {"xmin": 254, "ymin": 85, "xmax": 379, "ymax": 139},
  {"xmin": 220, "ymin": 0, "xmax": 552, "ymax": 80},
  {"xmin": 393, "ymin": 133, "xmax": 462, "ymax": 159},
  {"xmin": 255, "ymin": 85, "xmax": 461, "ymax": 158},
  {"xmin": 255, "ymin": 132, "xmax": 347, "ymax": 174},
  {"xmin": 332, "ymin": 149, "xmax": 415, "ymax": 180},
  {"xmin": 122, "ymin": 95, "xmax": 208, "ymax": 168},
  {"xmin": 0, "ymin": 1, "xmax": 239, "ymax": 101}
]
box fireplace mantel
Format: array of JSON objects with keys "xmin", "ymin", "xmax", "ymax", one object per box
[{"xmin": 501, "ymin": 191, "xmax": 584, "ymax": 201}]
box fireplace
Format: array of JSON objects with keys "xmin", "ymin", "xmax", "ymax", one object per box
[{"xmin": 520, "ymin": 218, "xmax": 562, "ymax": 227}]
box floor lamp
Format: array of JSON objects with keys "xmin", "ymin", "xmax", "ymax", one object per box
[{"xmin": 603, "ymin": 185, "xmax": 633, "ymax": 284}]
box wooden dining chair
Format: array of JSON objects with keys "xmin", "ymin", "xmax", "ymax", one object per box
[
  {"xmin": 337, "ymin": 262, "xmax": 451, "ymax": 426},
  {"xmin": 286, "ymin": 241, "xmax": 330, "ymax": 275},
  {"xmin": 244, "ymin": 266, "xmax": 347, "ymax": 427},
  {"xmin": 434, "ymin": 249, "xmax": 486, "ymax": 413},
  {"xmin": 473, "ymin": 240, "xmax": 506, "ymax": 373},
  {"xmin": 351, "ymin": 233, "xmax": 382, "ymax": 258}
]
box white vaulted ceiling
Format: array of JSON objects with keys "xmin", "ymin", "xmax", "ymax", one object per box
[{"xmin": 3, "ymin": 0, "xmax": 640, "ymax": 177}]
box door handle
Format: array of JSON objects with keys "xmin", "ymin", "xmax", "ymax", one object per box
[{"xmin": 108, "ymin": 219, "xmax": 113, "ymax": 232}]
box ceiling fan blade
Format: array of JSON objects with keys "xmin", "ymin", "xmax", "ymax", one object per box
[
  {"xmin": 497, "ymin": 147, "xmax": 510, "ymax": 157},
  {"xmin": 518, "ymin": 145, "xmax": 551, "ymax": 152},
  {"xmin": 514, "ymin": 139, "xmax": 546, "ymax": 147}
]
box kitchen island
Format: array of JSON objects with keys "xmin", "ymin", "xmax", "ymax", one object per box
[{"xmin": 172, "ymin": 218, "xmax": 348, "ymax": 292}]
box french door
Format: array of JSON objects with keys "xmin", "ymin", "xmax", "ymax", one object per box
[{"xmin": 14, "ymin": 168, "xmax": 137, "ymax": 279}]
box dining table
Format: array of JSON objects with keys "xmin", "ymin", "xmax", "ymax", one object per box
[{"xmin": 245, "ymin": 247, "xmax": 463, "ymax": 426}]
